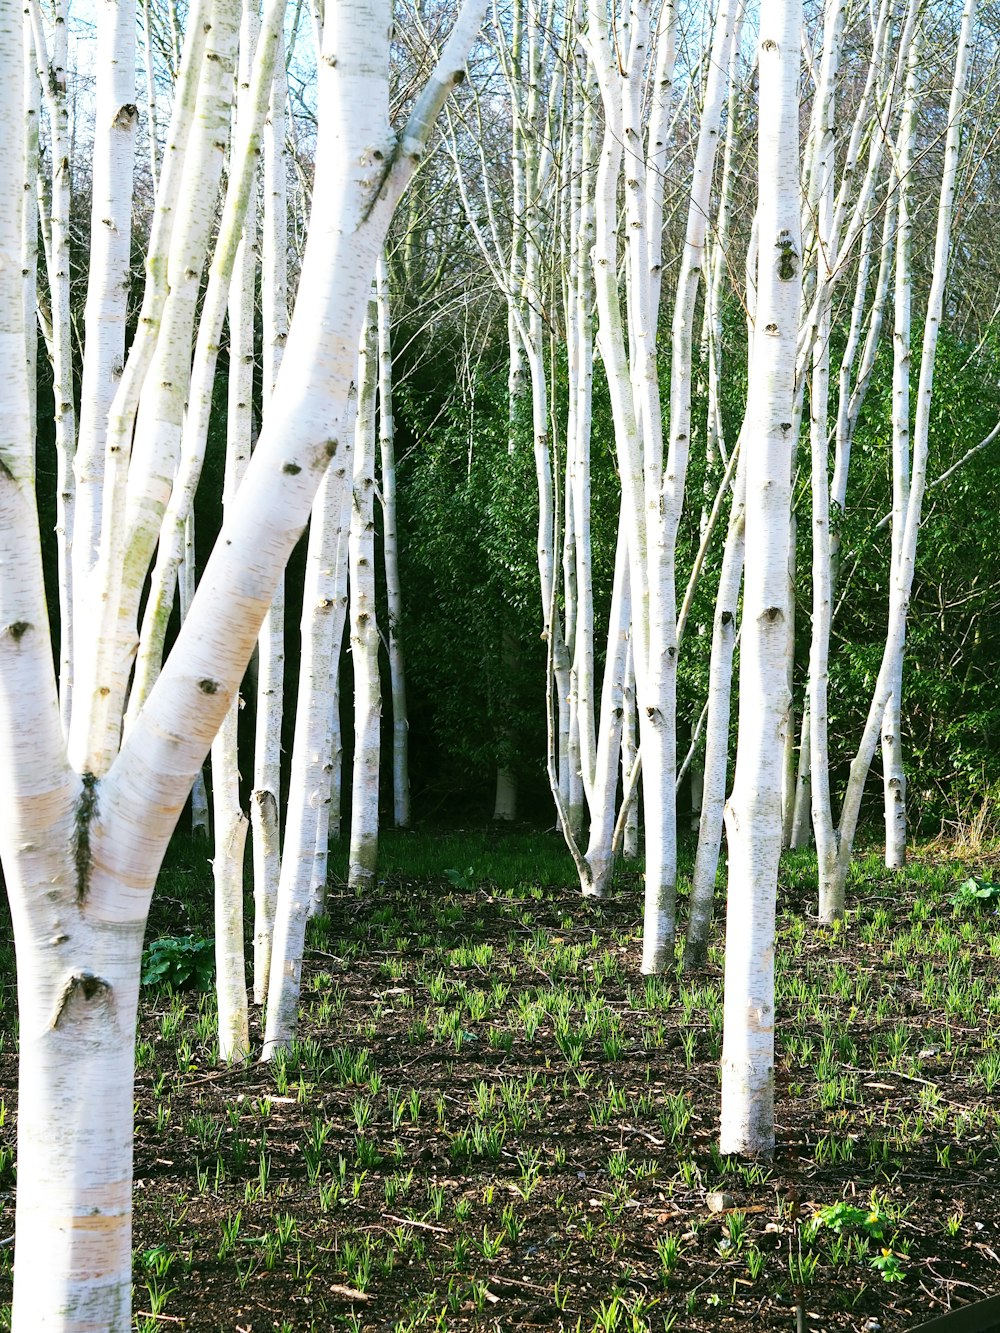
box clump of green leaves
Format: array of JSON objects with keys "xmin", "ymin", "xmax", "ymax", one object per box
[
  {"xmin": 805, "ymin": 1199, "xmax": 905, "ymax": 1283},
  {"xmin": 142, "ymin": 936, "xmax": 215, "ymax": 991},
  {"xmin": 443, "ymin": 866, "xmax": 480, "ymax": 890},
  {"xmin": 949, "ymin": 876, "xmax": 1000, "ymax": 912},
  {"xmin": 805, "ymin": 1200, "xmax": 886, "ymax": 1243},
  {"xmin": 870, "ymin": 1250, "xmax": 906, "ymax": 1282}
]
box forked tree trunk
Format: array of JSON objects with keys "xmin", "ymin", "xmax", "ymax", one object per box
[
  {"xmin": 0, "ymin": 0, "xmax": 488, "ymax": 1320},
  {"xmin": 816, "ymin": 0, "xmax": 976, "ymax": 918}
]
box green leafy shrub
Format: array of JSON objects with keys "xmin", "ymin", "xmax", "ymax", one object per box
[
  {"xmin": 949, "ymin": 876, "xmax": 1000, "ymax": 911},
  {"xmin": 949, "ymin": 879, "xmax": 1000, "ymax": 911},
  {"xmin": 805, "ymin": 1199, "xmax": 886, "ymax": 1242},
  {"xmin": 142, "ymin": 936, "xmax": 215, "ymax": 991}
]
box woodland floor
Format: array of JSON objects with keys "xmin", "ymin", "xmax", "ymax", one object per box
[{"xmin": 0, "ymin": 832, "xmax": 999, "ymax": 1332}]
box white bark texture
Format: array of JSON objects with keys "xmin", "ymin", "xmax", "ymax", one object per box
[
  {"xmin": 376, "ymin": 254, "xmax": 410, "ymax": 828},
  {"xmin": 210, "ymin": 0, "xmax": 260, "ymax": 1064},
  {"xmin": 348, "ymin": 294, "xmax": 382, "ymax": 890},
  {"xmin": 881, "ymin": 34, "xmax": 921, "ymax": 873},
  {"xmin": 74, "ymin": 0, "xmax": 136, "ymax": 612},
  {"xmin": 252, "ymin": 40, "xmax": 290, "ymax": 1005},
  {"xmin": 685, "ymin": 457, "xmax": 746, "ymax": 969},
  {"xmin": 29, "ymin": 0, "xmax": 76, "ymax": 731},
  {"xmin": 720, "ymin": 0, "xmax": 802, "ymax": 1157},
  {"xmin": 263, "ymin": 452, "xmax": 353, "ymax": 1056}
]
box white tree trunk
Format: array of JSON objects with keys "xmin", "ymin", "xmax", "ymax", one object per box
[
  {"xmin": 28, "ymin": 0, "xmax": 76, "ymax": 731},
  {"xmin": 73, "ymin": 0, "xmax": 136, "ymax": 644},
  {"xmin": 686, "ymin": 459, "xmax": 746, "ymax": 969},
  {"xmin": 21, "ymin": 21, "xmax": 38, "ymax": 454},
  {"xmin": 264, "ymin": 451, "xmax": 353, "ymax": 1055},
  {"xmin": 348, "ymin": 293, "xmax": 382, "ymax": 890},
  {"xmin": 640, "ymin": 0, "xmax": 736, "ymax": 974},
  {"xmin": 252, "ymin": 39, "xmax": 289, "ymax": 1005},
  {"xmin": 180, "ymin": 512, "xmax": 211, "ymax": 838},
  {"xmin": 70, "ymin": 0, "xmax": 239, "ymax": 777},
  {"xmin": 819, "ymin": 0, "xmax": 976, "ymax": 915},
  {"xmin": 211, "ymin": 0, "xmax": 260, "ymax": 1063},
  {"xmin": 494, "ymin": 766, "xmax": 518, "ymax": 821},
  {"xmin": 126, "ymin": 0, "xmax": 285, "ymax": 722},
  {"xmin": 376, "ymin": 254, "xmax": 410, "ymax": 828},
  {"xmin": 621, "ymin": 643, "xmax": 640, "ymax": 861},
  {"xmin": 582, "ymin": 513, "xmax": 630, "ymax": 897},
  {"xmin": 881, "ymin": 33, "xmax": 920, "ymax": 873},
  {"xmin": 720, "ymin": 0, "xmax": 801, "ymax": 1157}
]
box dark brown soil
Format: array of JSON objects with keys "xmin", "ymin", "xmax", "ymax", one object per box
[{"xmin": 1, "ymin": 848, "xmax": 999, "ymax": 1332}]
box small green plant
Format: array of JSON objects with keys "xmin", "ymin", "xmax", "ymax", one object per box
[
  {"xmin": 443, "ymin": 866, "xmax": 479, "ymax": 890},
  {"xmin": 870, "ymin": 1249, "xmax": 906, "ymax": 1282},
  {"xmin": 141, "ymin": 935, "xmax": 214, "ymax": 991},
  {"xmin": 656, "ymin": 1233, "xmax": 683, "ymax": 1277},
  {"xmin": 745, "ymin": 1245, "xmax": 766, "ymax": 1280},
  {"xmin": 950, "ymin": 876, "xmax": 1000, "ymax": 912},
  {"xmin": 806, "ymin": 1199, "xmax": 886, "ymax": 1243}
]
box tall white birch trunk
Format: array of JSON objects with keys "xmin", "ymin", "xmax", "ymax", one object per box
[
  {"xmin": 141, "ymin": 0, "xmax": 159, "ymax": 189},
  {"xmin": 686, "ymin": 458, "xmax": 746, "ymax": 969},
  {"xmin": 252, "ymin": 38, "xmax": 289, "ymax": 1005},
  {"xmin": 211, "ymin": 0, "xmax": 260, "ymax": 1064},
  {"xmin": 806, "ymin": 0, "xmax": 843, "ymax": 917},
  {"xmin": 494, "ymin": 0, "xmax": 525, "ymax": 824},
  {"xmin": 264, "ymin": 450, "xmax": 354, "ymax": 1054},
  {"xmin": 22, "ymin": 19, "xmax": 38, "ymax": 456},
  {"xmin": 28, "ymin": 0, "xmax": 76, "ymax": 730},
  {"xmin": 70, "ymin": 0, "xmax": 239, "ymax": 777},
  {"xmin": 73, "ymin": 0, "xmax": 137, "ymax": 647},
  {"xmin": 211, "ymin": 699, "xmax": 250, "ymax": 1063},
  {"xmin": 881, "ymin": 36, "xmax": 920, "ymax": 873},
  {"xmin": 640, "ymin": 0, "xmax": 735, "ymax": 973},
  {"xmin": 126, "ymin": 0, "xmax": 286, "ymax": 724},
  {"xmin": 376, "ymin": 254, "xmax": 410, "ymax": 828},
  {"xmin": 720, "ymin": 0, "xmax": 801, "ymax": 1156},
  {"xmin": 348, "ymin": 293, "xmax": 382, "ymax": 890},
  {"xmin": 585, "ymin": 0, "xmax": 735, "ymax": 968},
  {"xmin": 568, "ymin": 48, "xmax": 598, "ymax": 817},
  {"xmin": 582, "ymin": 513, "xmax": 630, "ymax": 897}
]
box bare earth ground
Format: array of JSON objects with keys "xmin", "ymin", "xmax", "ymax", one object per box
[{"xmin": 0, "ymin": 839, "xmax": 998, "ymax": 1331}]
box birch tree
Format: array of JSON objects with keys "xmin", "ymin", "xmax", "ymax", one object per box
[
  {"xmin": 376, "ymin": 253, "xmax": 411, "ymax": 828},
  {"xmin": 251, "ymin": 34, "xmax": 289, "ymax": 1004},
  {"xmin": 348, "ymin": 292, "xmax": 383, "ymax": 889},
  {"xmin": 720, "ymin": 0, "xmax": 801, "ymax": 1155},
  {"xmin": 0, "ymin": 1, "xmax": 488, "ymax": 1326},
  {"xmin": 583, "ymin": 0, "xmax": 737, "ymax": 969},
  {"xmin": 800, "ymin": 0, "xmax": 978, "ymax": 920}
]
